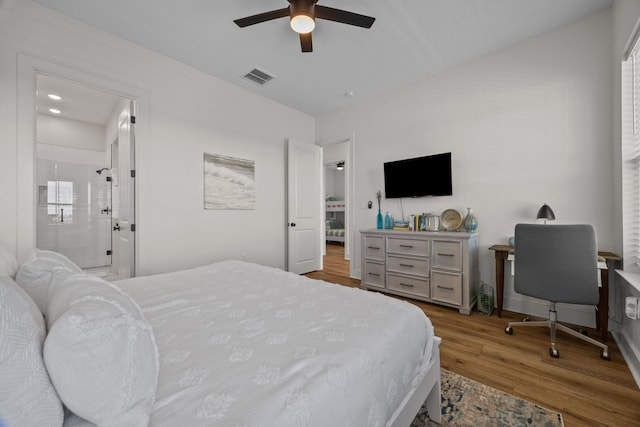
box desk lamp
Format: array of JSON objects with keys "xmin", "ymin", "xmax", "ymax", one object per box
[{"xmin": 536, "ymin": 203, "xmax": 555, "ymax": 224}]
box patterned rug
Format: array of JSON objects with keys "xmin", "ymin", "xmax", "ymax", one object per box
[{"xmin": 411, "ymin": 369, "xmax": 564, "ymax": 427}]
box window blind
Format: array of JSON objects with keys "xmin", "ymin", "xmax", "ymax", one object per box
[{"xmin": 622, "ymin": 38, "xmax": 640, "ymax": 270}]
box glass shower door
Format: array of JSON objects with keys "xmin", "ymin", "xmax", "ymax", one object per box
[{"xmin": 36, "ymin": 159, "xmax": 112, "ymax": 269}]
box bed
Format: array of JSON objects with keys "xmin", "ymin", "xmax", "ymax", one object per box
[
  {"xmin": 325, "ymin": 198, "xmax": 346, "ymax": 244},
  {"xmin": 325, "ymin": 219, "xmax": 345, "ymax": 243},
  {"xmin": 0, "ymin": 248, "xmax": 442, "ymax": 427}
]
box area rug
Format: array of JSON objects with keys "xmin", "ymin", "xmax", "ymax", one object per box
[{"xmin": 411, "ymin": 369, "xmax": 564, "ymax": 427}]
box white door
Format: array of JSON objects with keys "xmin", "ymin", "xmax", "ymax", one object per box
[
  {"xmin": 287, "ymin": 139, "xmax": 322, "ymax": 274},
  {"xmin": 112, "ymin": 100, "xmax": 136, "ymax": 279}
]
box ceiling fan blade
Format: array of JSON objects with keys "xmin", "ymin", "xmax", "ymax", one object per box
[
  {"xmin": 300, "ymin": 32, "xmax": 313, "ymax": 52},
  {"xmin": 315, "ymin": 5, "xmax": 375, "ymax": 28},
  {"xmin": 234, "ymin": 7, "xmax": 290, "ymax": 28}
]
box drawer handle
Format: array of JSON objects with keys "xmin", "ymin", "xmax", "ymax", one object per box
[
  {"xmin": 437, "ymin": 285, "xmax": 454, "ymax": 291},
  {"xmin": 368, "ymin": 272, "xmax": 380, "ymax": 277},
  {"xmin": 399, "ymin": 244, "xmax": 414, "ymax": 248},
  {"xmin": 438, "ymin": 253, "xmax": 454, "ymax": 257},
  {"xmin": 400, "ymin": 283, "xmax": 415, "ymax": 288},
  {"xmin": 399, "ymin": 263, "xmax": 414, "ymax": 268},
  {"xmin": 368, "ymin": 246, "xmax": 381, "ymax": 250}
]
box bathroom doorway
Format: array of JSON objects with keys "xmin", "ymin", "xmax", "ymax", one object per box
[{"xmin": 35, "ymin": 74, "xmax": 132, "ymax": 275}]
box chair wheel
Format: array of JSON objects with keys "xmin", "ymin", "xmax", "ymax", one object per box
[
  {"xmin": 601, "ymin": 350, "xmax": 611, "ymax": 360},
  {"xmin": 505, "ymin": 326, "xmax": 513, "ymax": 335},
  {"xmin": 549, "ymin": 348, "xmax": 560, "ymax": 358}
]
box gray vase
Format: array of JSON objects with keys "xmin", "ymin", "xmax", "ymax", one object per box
[{"xmin": 463, "ymin": 207, "xmax": 478, "ymax": 232}]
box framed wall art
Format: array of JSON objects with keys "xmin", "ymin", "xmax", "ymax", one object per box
[{"xmin": 203, "ymin": 153, "xmax": 255, "ymax": 210}]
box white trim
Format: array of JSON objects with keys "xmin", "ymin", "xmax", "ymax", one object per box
[
  {"xmin": 616, "ymin": 269, "xmax": 640, "ymax": 293},
  {"xmin": 623, "ymin": 15, "xmax": 640, "ymax": 61}
]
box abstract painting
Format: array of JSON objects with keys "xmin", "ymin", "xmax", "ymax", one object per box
[{"xmin": 204, "ymin": 153, "xmax": 255, "ymax": 210}]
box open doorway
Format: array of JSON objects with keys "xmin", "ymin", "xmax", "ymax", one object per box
[
  {"xmin": 323, "ymin": 140, "xmax": 349, "ymax": 277},
  {"xmin": 324, "ymin": 161, "xmax": 346, "ymax": 246},
  {"xmin": 34, "ymin": 73, "xmax": 134, "ymax": 279}
]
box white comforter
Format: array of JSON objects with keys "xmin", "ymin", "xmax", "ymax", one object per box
[{"xmin": 105, "ymin": 260, "xmax": 434, "ymax": 427}]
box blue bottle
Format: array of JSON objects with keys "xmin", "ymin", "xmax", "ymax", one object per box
[
  {"xmin": 384, "ymin": 211, "xmax": 392, "ymax": 229},
  {"xmin": 376, "ymin": 209, "xmax": 383, "ymax": 229}
]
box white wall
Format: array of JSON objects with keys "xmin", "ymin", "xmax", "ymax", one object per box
[
  {"xmin": 37, "ymin": 113, "xmax": 107, "ymax": 166},
  {"xmin": 324, "ymin": 168, "xmax": 345, "ymax": 200},
  {"xmin": 317, "ymin": 10, "xmax": 614, "ymax": 326},
  {"xmin": 324, "ymin": 141, "xmax": 348, "ymax": 165},
  {"xmin": 0, "ymin": 1, "xmax": 314, "ymax": 274},
  {"xmin": 38, "ymin": 113, "xmax": 105, "ymax": 152},
  {"xmin": 324, "ymin": 142, "xmax": 347, "ymax": 200}
]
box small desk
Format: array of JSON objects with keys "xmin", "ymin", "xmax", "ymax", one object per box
[{"xmin": 489, "ymin": 244, "xmax": 620, "ymax": 341}]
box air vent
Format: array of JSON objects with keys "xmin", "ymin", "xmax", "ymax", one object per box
[{"xmin": 243, "ymin": 68, "xmax": 275, "ymax": 85}]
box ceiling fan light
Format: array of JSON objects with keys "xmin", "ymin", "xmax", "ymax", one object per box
[{"xmin": 290, "ymin": 14, "xmax": 315, "ymax": 34}]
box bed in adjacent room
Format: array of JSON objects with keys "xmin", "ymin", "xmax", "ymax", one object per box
[
  {"xmin": 325, "ymin": 198, "xmax": 346, "ymax": 244},
  {"xmin": 325, "ymin": 219, "xmax": 346, "ymax": 243},
  {"xmin": 1, "ymin": 249, "xmax": 442, "ymax": 427}
]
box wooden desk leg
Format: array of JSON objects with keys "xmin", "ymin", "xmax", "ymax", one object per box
[
  {"xmin": 598, "ymin": 264, "xmax": 610, "ymax": 342},
  {"xmin": 494, "ymin": 251, "xmax": 508, "ymax": 317}
]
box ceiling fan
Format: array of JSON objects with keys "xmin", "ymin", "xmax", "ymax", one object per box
[{"xmin": 234, "ymin": 0, "xmax": 375, "ymax": 53}]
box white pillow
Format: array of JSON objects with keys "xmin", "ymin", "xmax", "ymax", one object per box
[
  {"xmin": 44, "ymin": 271, "xmax": 158, "ymax": 427},
  {"xmin": 15, "ymin": 249, "xmax": 82, "ymax": 313},
  {"xmin": 33, "ymin": 249, "xmax": 83, "ymax": 272},
  {"xmin": 0, "ymin": 275, "xmax": 63, "ymax": 426},
  {"xmin": 0, "ymin": 243, "xmax": 19, "ymax": 279}
]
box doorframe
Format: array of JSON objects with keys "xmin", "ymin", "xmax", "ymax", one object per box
[
  {"xmin": 16, "ymin": 54, "xmax": 147, "ymax": 271},
  {"xmin": 317, "ymin": 134, "xmax": 355, "ymax": 276}
]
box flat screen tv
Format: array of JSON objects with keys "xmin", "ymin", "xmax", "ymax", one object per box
[{"xmin": 384, "ymin": 152, "xmax": 452, "ymax": 198}]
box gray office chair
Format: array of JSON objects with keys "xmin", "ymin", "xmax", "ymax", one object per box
[{"xmin": 504, "ymin": 224, "xmax": 610, "ymax": 360}]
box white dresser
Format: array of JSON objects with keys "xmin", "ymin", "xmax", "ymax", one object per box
[{"xmin": 360, "ymin": 229, "xmax": 478, "ymax": 314}]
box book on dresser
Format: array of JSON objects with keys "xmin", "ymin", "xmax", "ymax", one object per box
[{"xmin": 360, "ymin": 229, "xmax": 479, "ymax": 314}]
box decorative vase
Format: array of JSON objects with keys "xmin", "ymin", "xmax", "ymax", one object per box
[
  {"xmin": 463, "ymin": 207, "xmax": 478, "ymax": 232},
  {"xmin": 384, "ymin": 211, "xmax": 392, "ymax": 229},
  {"xmin": 377, "ymin": 209, "xmax": 383, "ymax": 229}
]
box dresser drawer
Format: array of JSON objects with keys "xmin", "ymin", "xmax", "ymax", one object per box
[
  {"xmin": 387, "ymin": 273, "xmax": 429, "ymax": 298},
  {"xmin": 387, "ymin": 238, "xmax": 429, "ymax": 257},
  {"xmin": 363, "ymin": 261, "xmax": 385, "ymax": 289},
  {"xmin": 431, "ymin": 240, "xmax": 462, "ymax": 271},
  {"xmin": 387, "ymin": 255, "xmax": 429, "ymax": 278},
  {"xmin": 364, "ymin": 236, "xmax": 385, "ymax": 261},
  {"xmin": 431, "ymin": 270, "xmax": 462, "ymax": 305}
]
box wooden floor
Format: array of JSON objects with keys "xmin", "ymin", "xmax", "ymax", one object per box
[{"xmin": 306, "ymin": 243, "xmax": 640, "ymax": 427}]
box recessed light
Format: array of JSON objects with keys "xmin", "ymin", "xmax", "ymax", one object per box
[
  {"xmin": 344, "ymin": 90, "xmax": 356, "ymax": 98},
  {"xmin": 48, "ymin": 94, "xmax": 62, "ymax": 101},
  {"xmin": 49, "ymin": 108, "xmax": 61, "ymax": 114}
]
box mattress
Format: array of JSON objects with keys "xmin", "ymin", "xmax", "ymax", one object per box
[
  {"xmin": 325, "ymin": 228, "xmax": 345, "ymax": 238},
  {"xmin": 105, "ymin": 260, "xmax": 435, "ymax": 427}
]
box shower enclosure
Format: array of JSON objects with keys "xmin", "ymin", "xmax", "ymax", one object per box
[{"xmin": 36, "ymin": 159, "xmax": 112, "ymax": 269}]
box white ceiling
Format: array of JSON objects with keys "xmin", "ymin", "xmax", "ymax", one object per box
[
  {"xmin": 37, "ymin": 74, "xmax": 122, "ymax": 126},
  {"xmin": 33, "ymin": 0, "xmax": 612, "ymax": 118}
]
